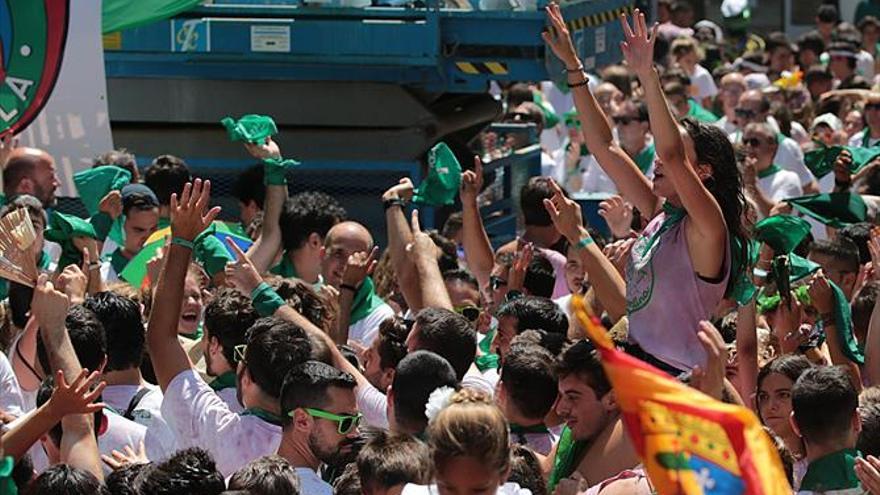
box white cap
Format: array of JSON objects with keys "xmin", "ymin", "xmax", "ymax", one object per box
[
  {"xmin": 744, "ymin": 73, "xmax": 770, "ymax": 90},
  {"xmin": 811, "ymin": 113, "xmax": 843, "ymax": 132},
  {"xmin": 694, "ymin": 20, "xmax": 723, "ymax": 44},
  {"xmin": 721, "ymin": 0, "xmax": 748, "ymax": 17}
]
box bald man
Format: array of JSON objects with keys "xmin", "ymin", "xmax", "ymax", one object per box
[
  {"xmin": 2, "ymin": 147, "xmax": 59, "ymax": 207},
  {"xmin": 713, "ymin": 72, "xmax": 747, "ymax": 135},
  {"xmin": 321, "ymin": 221, "xmax": 395, "ymax": 346}
]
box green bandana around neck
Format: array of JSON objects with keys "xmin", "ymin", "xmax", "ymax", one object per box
[
  {"xmin": 547, "ymin": 425, "xmax": 588, "ymax": 493},
  {"xmin": 756, "ymin": 163, "xmax": 782, "ymax": 179},
  {"xmin": 350, "ymin": 277, "xmax": 386, "ymax": 325},
  {"xmin": 634, "ymin": 143, "xmax": 655, "ymax": 174},
  {"xmin": 639, "ymin": 201, "xmax": 687, "ymax": 259},
  {"xmin": 271, "ymin": 254, "xmax": 298, "ymax": 279},
  {"xmin": 241, "ymin": 407, "xmax": 287, "ymax": 427},
  {"xmin": 799, "ymin": 448, "xmax": 861, "ymax": 492},
  {"xmin": 209, "ymin": 371, "xmax": 237, "ymax": 392},
  {"xmin": 221, "ymin": 114, "xmax": 278, "ymax": 144}
]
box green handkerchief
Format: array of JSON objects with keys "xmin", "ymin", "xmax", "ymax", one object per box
[
  {"xmin": 45, "ymin": 211, "xmax": 97, "ymax": 243},
  {"xmin": 263, "ymin": 157, "xmax": 299, "ymax": 186},
  {"xmin": 73, "ymin": 166, "xmax": 132, "ymax": 217},
  {"xmin": 787, "ymin": 192, "xmax": 868, "ymax": 228},
  {"xmin": 221, "ymin": 114, "xmax": 278, "ymax": 144},
  {"xmin": 804, "ymin": 144, "xmax": 880, "ymax": 179},
  {"xmin": 754, "ymin": 214, "xmax": 812, "ymax": 254},
  {"xmin": 413, "ymin": 142, "xmax": 462, "ymax": 207}
]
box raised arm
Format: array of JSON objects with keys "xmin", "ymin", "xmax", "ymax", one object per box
[
  {"xmin": 621, "ymin": 11, "xmax": 727, "ymax": 276},
  {"xmin": 459, "ymin": 157, "xmax": 495, "ymax": 289},
  {"xmin": 544, "ymin": 4, "xmax": 658, "ymax": 217},
  {"xmin": 735, "ymin": 300, "xmax": 759, "ymax": 402},
  {"xmin": 544, "ymin": 181, "xmax": 626, "ymax": 320},
  {"xmin": 147, "ymin": 179, "xmax": 220, "ymax": 391},
  {"xmin": 407, "ymin": 210, "xmax": 453, "ymax": 311},
  {"xmin": 809, "ymin": 272, "xmax": 863, "ymax": 390},
  {"xmin": 245, "ymin": 138, "xmax": 288, "ymax": 273},
  {"xmin": 382, "ymin": 179, "xmax": 422, "ymax": 311},
  {"xmin": 335, "ymin": 247, "xmax": 379, "ymax": 345}
]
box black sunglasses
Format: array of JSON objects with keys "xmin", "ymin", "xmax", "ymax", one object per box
[
  {"xmin": 454, "ymin": 305, "xmax": 481, "ymax": 322},
  {"xmin": 734, "ymin": 108, "xmax": 756, "ymax": 119},
  {"xmin": 612, "ymin": 115, "xmax": 641, "ymax": 126},
  {"xmin": 743, "ymin": 137, "xmax": 765, "ymax": 147}
]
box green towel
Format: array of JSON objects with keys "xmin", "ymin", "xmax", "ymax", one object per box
[
  {"xmin": 533, "ymin": 93, "xmax": 560, "ymax": 128},
  {"xmin": 73, "ymin": 166, "xmax": 131, "ymax": 217},
  {"xmin": 804, "ymin": 144, "xmax": 880, "ymax": 179},
  {"xmin": 193, "ymin": 223, "xmax": 254, "ymax": 277},
  {"xmin": 0, "ymin": 455, "xmax": 17, "ymax": 495},
  {"xmin": 263, "ymin": 157, "xmax": 299, "ymax": 186},
  {"xmin": 787, "ymin": 193, "xmax": 868, "ymax": 228},
  {"xmin": 828, "ymin": 280, "xmax": 864, "ymax": 365},
  {"xmin": 413, "ymin": 142, "xmax": 462, "ymax": 207},
  {"xmin": 221, "ymin": 114, "xmax": 278, "ymax": 144},
  {"xmin": 754, "ymin": 215, "xmax": 812, "ymax": 254},
  {"xmin": 45, "ymin": 211, "xmax": 98, "ymax": 269},
  {"xmin": 687, "ymin": 99, "xmax": 719, "ymax": 123},
  {"xmin": 350, "ymin": 277, "xmax": 386, "ymax": 325}
]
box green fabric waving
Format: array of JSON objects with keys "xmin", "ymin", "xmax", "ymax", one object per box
[
  {"xmin": 45, "ymin": 211, "xmax": 98, "ymax": 269},
  {"xmin": 413, "ymin": 142, "xmax": 462, "ymax": 207},
  {"xmin": 804, "ymin": 144, "xmax": 880, "ymax": 179},
  {"xmin": 350, "ymin": 278, "xmax": 386, "ymax": 325},
  {"xmin": 827, "ymin": 280, "xmax": 864, "ymax": 365},
  {"xmin": 221, "ymin": 114, "xmax": 278, "ymax": 144},
  {"xmin": 754, "ymin": 215, "xmax": 812, "ymax": 254},
  {"xmin": 787, "ymin": 193, "xmax": 868, "ymax": 228},
  {"xmin": 547, "ymin": 425, "xmax": 588, "ymax": 493},
  {"xmin": 73, "ymin": 166, "xmax": 131, "ymax": 217},
  {"xmin": 103, "ymin": 0, "xmax": 203, "ymax": 34}
]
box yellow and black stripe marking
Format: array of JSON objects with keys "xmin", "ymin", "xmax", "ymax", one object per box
[
  {"xmin": 455, "ymin": 61, "xmax": 509, "ymax": 75},
  {"xmin": 567, "ymin": 4, "xmax": 634, "ymax": 31}
]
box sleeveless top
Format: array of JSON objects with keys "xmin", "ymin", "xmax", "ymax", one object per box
[{"xmin": 625, "ymin": 207, "xmax": 730, "ymax": 372}]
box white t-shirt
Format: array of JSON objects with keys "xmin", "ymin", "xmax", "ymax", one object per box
[
  {"xmin": 0, "ymin": 352, "xmax": 24, "ymax": 417},
  {"xmin": 161, "ymin": 368, "xmax": 282, "ymax": 476},
  {"xmin": 714, "ymin": 115, "xmax": 737, "ymax": 135},
  {"xmin": 579, "ymin": 155, "xmax": 619, "ymax": 194},
  {"xmin": 849, "ymin": 128, "xmax": 880, "ymax": 148},
  {"xmin": 349, "ymin": 302, "xmax": 395, "ymax": 347},
  {"xmin": 510, "ymin": 429, "xmax": 556, "ymax": 456},
  {"xmin": 356, "ymin": 383, "xmax": 389, "ymax": 429},
  {"xmin": 295, "ymin": 467, "xmax": 333, "ymax": 495},
  {"xmin": 216, "ymin": 385, "xmax": 244, "ymax": 414},
  {"xmin": 775, "ymin": 136, "xmax": 815, "ymax": 187},
  {"xmin": 102, "ymin": 383, "xmax": 177, "ymax": 461},
  {"xmin": 757, "ymin": 167, "xmax": 803, "ymax": 204},
  {"xmin": 690, "ymin": 64, "xmax": 718, "ymax": 100}
]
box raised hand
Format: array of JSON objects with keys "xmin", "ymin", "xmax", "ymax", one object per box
[
  {"xmin": 98, "ymin": 190, "xmax": 123, "ymax": 220},
  {"xmin": 342, "ymin": 246, "xmax": 379, "ymax": 289},
  {"xmin": 542, "ymin": 180, "xmax": 584, "ymax": 242},
  {"xmin": 244, "ymin": 136, "xmax": 282, "ymax": 161},
  {"xmin": 170, "ymin": 179, "xmax": 221, "ymax": 242},
  {"xmin": 542, "ymin": 3, "xmax": 581, "ymax": 70},
  {"xmin": 382, "ymin": 177, "xmax": 415, "ymax": 202},
  {"xmin": 55, "ymin": 256, "xmax": 88, "ymax": 306},
  {"xmin": 31, "ymin": 273, "xmax": 70, "ymax": 333},
  {"xmin": 603, "ymin": 238, "xmax": 635, "ymax": 277},
  {"xmin": 772, "ymin": 296, "xmax": 807, "ymax": 355},
  {"xmin": 742, "ymin": 155, "xmax": 758, "ymax": 187},
  {"xmin": 807, "ymin": 271, "xmax": 834, "ymax": 316},
  {"xmin": 598, "ymin": 196, "xmax": 633, "ymax": 239},
  {"xmin": 223, "ymin": 237, "xmax": 263, "ymax": 295},
  {"xmin": 856, "ymin": 456, "xmax": 880, "ymax": 494},
  {"xmin": 406, "ymin": 209, "xmax": 439, "ymax": 262},
  {"xmin": 460, "ymin": 156, "xmax": 484, "ymax": 205},
  {"xmin": 508, "ymin": 242, "xmax": 534, "ymax": 292},
  {"xmin": 46, "ymin": 369, "xmax": 106, "ymax": 418},
  {"xmin": 833, "ymin": 150, "xmax": 853, "ymax": 187},
  {"xmin": 101, "ymin": 441, "xmax": 148, "ymax": 471},
  {"xmin": 690, "ymin": 321, "xmax": 727, "ymax": 400},
  {"xmin": 619, "ymin": 9, "xmax": 659, "ymax": 77}
]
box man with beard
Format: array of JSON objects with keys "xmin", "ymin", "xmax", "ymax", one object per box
[
  {"xmin": 279, "ymin": 360, "xmax": 361, "ymax": 495},
  {"xmin": 2, "ymin": 147, "xmax": 59, "ymax": 207},
  {"xmin": 200, "ymin": 288, "xmax": 260, "ymax": 413},
  {"xmin": 547, "ymin": 340, "xmax": 638, "ymax": 493}
]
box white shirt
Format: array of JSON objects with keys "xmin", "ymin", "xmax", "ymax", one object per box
[
  {"xmin": 0, "ymin": 352, "xmax": 24, "ymax": 417},
  {"xmin": 859, "ymin": 49, "xmax": 876, "ymax": 80},
  {"xmin": 775, "ymin": 136, "xmax": 815, "ymax": 187},
  {"xmin": 216, "ymin": 385, "xmax": 245, "ymax": 414},
  {"xmin": 849, "ymin": 128, "xmax": 880, "ymax": 148},
  {"xmin": 295, "ymin": 467, "xmax": 333, "ymax": 495},
  {"xmin": 714, "ymin": 115, "xmax": 737, "ymax": 135},
  {"xmin": 757, "ymin": 167, "xmax": 803, "ymax": 204},
  {"xmin": 349, "ymin": 302, "xmax": 395, "ymax": 347},
  {"xmin": 403, "ymin": 483, "xmax": 533, "ymax": 495},
  {"xmin": 690, "ymin": 64, "xmax": 718, "ymax": 100},
  {"xmin": 579, "ymin": 155, "xmax": 619, "ymax": 194},
  {"xmin": 161, "ymin": 368, "xmax": 282, "ymax": 476},
  {"xmin": 356, "ymin": 383, "xmax": 389, "ymax": 429},
  {"xmin": 102, "ymin": 383, "xmax": 177, "ymax": 461}
]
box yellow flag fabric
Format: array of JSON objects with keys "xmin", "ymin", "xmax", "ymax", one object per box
[{"xmin": 571, "ymin": 296, "xmax": 791, "ymax": 495}]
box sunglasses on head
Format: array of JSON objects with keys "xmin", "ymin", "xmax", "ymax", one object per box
[
  {"xmin": 612, "ymin": 115, "xmax": 641, "ymax": 126},
  {"xmin": 301, "ymin": 408, "xmax": 362, "ymax": 435},
  {"xmin": 454, "ymin": 305, "xmax": 481, "ymax": 322},
  {"xmin": 489, "ymin": 275, "xmax": 508, "ymax": 291}
]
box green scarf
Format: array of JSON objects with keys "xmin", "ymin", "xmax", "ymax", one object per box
[
  {"xmin": 757, "ymin": 163, "xmax": 782, "ymax": 179},
  {"xmin": 350, "ymin": 277, "xmax": 385, "ymax": 325},
  {"xmin": 799, "ymin": 448, "xmax": 862, "ymax": 493},
  {"xmin": 209, "ymin": 371, "xmax": 237, "ymax": 392},
  {"xmin": 547, "ymin": 425, "xmax": 588, "ymax": 493},
  {"xmin": 826, "ymin": 280, "xmax": 864, "ymax": 365},
  {"xmin": 639, "ymin": 202, "xmax": 687, "ymax": 259},
  {"xmin": 37, "ymin": 251, "xmax": 51, "ymax": 271},
  {"xmin": 474, "ymin": 326, "xmax": 500, "ymax": 371},
  {"xmin": 271, "ymin": 255, "xmax": 298, "ymax": 278},
  {"xmin": 107, "ymin": 248, "xmax": 130, "ymax": 276},
  {"xmin": 241, "ymin": 407, "xmax": 287, "ymax": 427},
  {"xmin": 0, "ymin": 456, "xmax": 17, "ymax": 495}
]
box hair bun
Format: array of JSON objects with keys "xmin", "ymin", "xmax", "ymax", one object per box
[{"xmin": 450, "ymin": 388, "xmax": 492, "ymax": 406}]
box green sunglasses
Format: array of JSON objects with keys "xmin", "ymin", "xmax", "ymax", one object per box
[{"xmin": 299, "ymin": 408, "xmax": 362, "ymax": 435}]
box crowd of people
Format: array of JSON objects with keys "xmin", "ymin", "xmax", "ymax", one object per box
[{"xmin": 7, "ymin": 1, "xmax": 880, "ymax": 494}]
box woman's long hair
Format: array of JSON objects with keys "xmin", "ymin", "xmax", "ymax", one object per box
[{"xmin": 681, "ymin": 117, "xmax": 751, "ymax": 294}]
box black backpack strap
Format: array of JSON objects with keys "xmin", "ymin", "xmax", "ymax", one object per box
[{"xmin": 123, "ymin": 387, "xmax": 151, "ymax": 421}]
